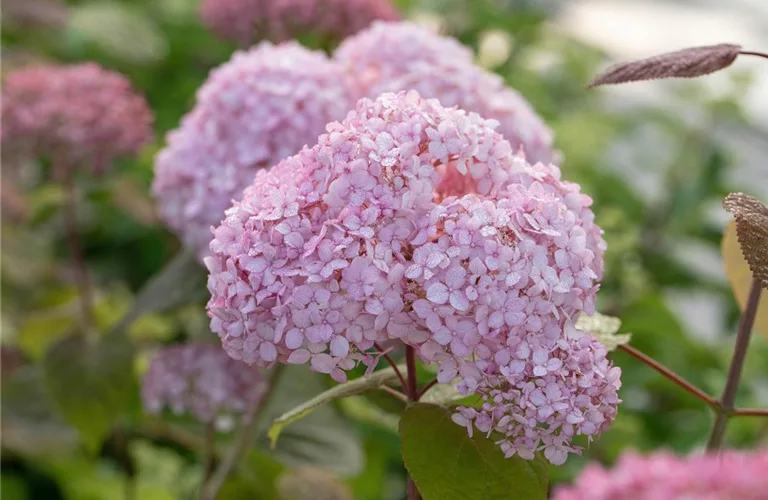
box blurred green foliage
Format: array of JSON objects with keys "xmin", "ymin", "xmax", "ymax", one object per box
[{"xmin": 3, "ymin": 0, "xmax": 768, "ymax": 498}]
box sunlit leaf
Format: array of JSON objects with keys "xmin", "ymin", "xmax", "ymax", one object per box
[
  {"xmin": 69, "ymin": 3, "xmax": 168, "ymax": 64},
  {"xmin": 722, "ymin": 221, "xmax": 768, "ymax": 335},
  {"xmin": 399, "ymin": 404, "xmax": 548, "ymax": 500},
  {"xmin": 576, "ymin": 311, "xmax": 632, "ymax": 351}
]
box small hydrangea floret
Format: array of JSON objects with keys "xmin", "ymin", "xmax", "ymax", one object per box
[
  {"xmin": 142, "ymin": 343, "xmax": 267, "ymax": 428},
  {"xmin": 206, "ymin": 90, "xmax": 619, "ymax": 464},
  {"xmin": 334, "ymin": 21, "xmax": 557, "ymax": 166},
  {"xmin": 1, "ymin": 63, "xmax": 152, "ymax": 173},
  {"xmin": 152, "ymin": 42, "xmax": 354, "ymax": 257},
  {"xmin": 555, "ymin": 449, "xmax": 768, "ymax": 499}
]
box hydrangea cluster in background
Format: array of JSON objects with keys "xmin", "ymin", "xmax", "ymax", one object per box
[
  {"xmin": 152, "ymin": 41, "xmax": 354, "ymax": 258},
  {"xmin": 199, "ymin": 0, "xmax": 399, "ymax": 47},
  {"xmin": 334, "ymin": 21, "xmax": 558, "ymax": 166},
  {"xmin": 1, "ymin": 62, "xmax": 152, "ymax": 174},
  {"xmin": 205, "ymin": 90, "xmax": 620, "ymax": 463},
  {"xmin": 554, "ymin": 449, "xmax": 768, "ymax": 499},
  {"xmin": 142, "ymin": 343, "xmax": 268, "ymax": 427}
]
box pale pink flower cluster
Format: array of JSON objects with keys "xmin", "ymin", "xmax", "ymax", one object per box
[
  {"xmin": 555, "ymin": 449, "xmax": 768, "ymax": 500},
  {"xmin": 206, "ymin": 91, "xmax": 619, "ymax": 463},
  {"xmin": 152, "ymin": 42, "xmax": 354, "ymax": 257},
  {"xmin": 142, "ymin": 343, "xmax": 267, "ymax": 425},
  {"xmin": 199, "ymin": 0, "xmax": 398, "ymax": 47},
  {"xmin": 334, "ymin": 21, "xmax": 557, "ymax": 166},
  {"xmin": 1, "ymin": 63, "xmax": 152, "ymax": 173}
]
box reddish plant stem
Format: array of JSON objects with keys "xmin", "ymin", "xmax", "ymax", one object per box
[
  {"xmin": 63, "ymin": 175, "xmax": 95, "ymax": 332},
  {"xmin": 740, "ymin": 50, "xmax": 768, "ymax": 61},
  {"xmin": 405, "ymin": 346, "xmax": 419, "ymax": 402},
  {"xmin": 404, "ymin": 345, "xmax": 421, "ymax": 500},
  {"xmin": 374, "ymin": 342, "xmax": 408, "ymax": 391},
  {"xmin": 732, "ymin": 408, "xmax": 768, "ymax": 417},
  {"xmin": 707, "ymin": 278, "xmax": 762, "ymax": 451},
  {"xmin": 416, "ymin": 378, "xmax": 439, "ymax": 400},
  {"xmin": 618, "ymin": 344, "xmax": 719, "ymax": 409}
]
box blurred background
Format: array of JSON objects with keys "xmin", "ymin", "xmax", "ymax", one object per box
[{"xmin": 2, "ymin": 0, "xmax": 768, "ymax": 498}]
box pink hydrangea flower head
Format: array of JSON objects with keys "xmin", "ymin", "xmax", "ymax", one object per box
[
  {"xmin": 334, "ymin": 21, "xmax": 557, "ymax": 166},
  {"xmin": 554, "ymin": 449, "xmax": 768, "ymax": 500},
  {"xmin": 199, "ymin": 0, "xmax": 399, "ymax": 47},
  {"xmin": 141, "ymin": 343, "xmax": 267, "ymax": 427},
  {"xmin": 152, "ymin": 42, "xmax": 354, "ymax": 258},
  {"xmin": 1, "ymin": 63, "xmax": 152, "ymax": 173},
  {"xmin": 206, "ymin": 90, "xmax": 613, "ymax": 462}
]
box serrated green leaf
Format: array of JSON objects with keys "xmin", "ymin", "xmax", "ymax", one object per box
[
  {"xmin": 111, "ymin": 249, "xmax": 207, "ymax": 334},
  {"xmin": 576, "ymin": 311, "xmax": 632, "ymax": 351},
  {"xmin": 399, "ymin": 404, "xmax": 549, "ymax": 500},
  {"xmin": 268, "ymin": 365, "xmax": 404, "ymax": 449},
  {"xmin": 42, "ymin": 332, "xmax": 136, "ymax": 452}
]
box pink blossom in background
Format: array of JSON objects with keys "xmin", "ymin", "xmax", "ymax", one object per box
[
  {"xmin": 1, "ymin": 63, "xmax": 152, "ymax": 174},
  {"xmin": 141, "ymin": 343, "xmax": 267, "ymax": 427},
  {"xmin": 334, "ymin": 21, "xmax": 558, "ymax": 166},
  {"xmin": 152, "ymin": 42, "xmax": 354, "ymax": 258},
  {"xmin": 205, "ymin": 90, "xmax": 618, "ymax": 463},
  {"xmin": 198, "ymin": 0, "xmax": 398, "ymax": 47},
  {"xmin": 554, "ymin": 449, "xmax": 768, "ymax": 500}
]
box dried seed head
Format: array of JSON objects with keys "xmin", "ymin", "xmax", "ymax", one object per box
[
  {"xmin": 723, "ymin": 192, "xmax": 768, "ymax": 288},
  {"xmin": 588, "ymin": 44, "xmax": 741, "ymax": 88}
]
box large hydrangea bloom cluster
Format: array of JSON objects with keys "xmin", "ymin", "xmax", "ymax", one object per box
[
  {"xmin": 334, "ymin": 21, "xmax": 557, "ymax": 166},
  {"xmin": 1, "ymin": 63, "xmax": 152, "ymax": 173},
  {"xmin": 152, "ymin": 42, "xmax": 354, "ymax": 257},
  {"xmin": 555, "ymin": 449, "xmax": 768, "ymax": 499},
  {"xmin": 142, "ymin": 343, "xmax": 267, "ymax": 426},
  {"xmin": 199, "ymin": 0, "xmax": 398, "ymax": 47},
  {"xmin": 206, "ymin": 91, "xmax": 619, "ymax": 463}
]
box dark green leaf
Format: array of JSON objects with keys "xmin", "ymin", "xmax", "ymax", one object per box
[
  {"xmin": 111, "ymin": 249, "xmax": 207, "ymax": 334},
  {"xmin": 43, "ymin": 332, "xmax": 136, "ymax": 452},
  {"xmin": 399, "ymin": 404, "xmax": 548, "ymax": 500}
]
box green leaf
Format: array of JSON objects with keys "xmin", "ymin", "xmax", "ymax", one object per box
[
  {"xmin": 267, "ymin": 365, "xmax": 405, "ymax": 449},
  {"xmin": 575, "ymin": 311, "xmax": 632, "ymax": 351},
  {"xmin": 2, "ymin": 365, "xmax": 79, "ymax": 457},
  {"xmin": 399, "ymin": 404, "xmax": 549, "ymax": 500},
  {"xmin": 111, "ymin": 249, "xmax": 207, "ymax": 334},
  {"xmin": 255, "ymin": 366, "xmax": 364, "ymax": 477},
  {"xmin": 42, "ymin": 332, "xmax": 136, "ymax": 452}
]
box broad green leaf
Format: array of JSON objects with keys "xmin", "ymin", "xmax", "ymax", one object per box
[
  {"xmin": 111, "ymin": 249, "xmax": 207, "ymax": 334},
  {"xmin": 43, "ymin": 332, "xmax": 136, "ymax": 452},
  {"xmin": 268, "ymin": 365, "xmax": 405, "ymax": 449},
  {"xmin": 723, "ymin": 221, "xmax": 768, "ymax": 335},
  {"xmin": 2, "ymin": 365, "xmax": 79, "ymax": 457},
  {"xmin": 399, "ymin": 404, "xmax": 549, "ymax": 500},
  {"xmin": 575, "ymin": 311, "xmax": 632, "ymax": 351},
  {"xmin": 256, "ymin": 366, "xmax": 364, "ymax": 477}
]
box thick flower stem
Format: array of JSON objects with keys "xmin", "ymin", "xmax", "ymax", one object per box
[
  {"xmin": 63, "ymin": 175, "xmax": 95, "ymax": 333},
  {"xmin": 404, "ymin": 346, "xmax": 421, "ymax": 500},
  {"xmin": 707, "ymin": 278, "xmax": 762, "ymax": 451},
  {"xmin": 201, "ymin": 364, "xmax": 284, "ymax": 500}
]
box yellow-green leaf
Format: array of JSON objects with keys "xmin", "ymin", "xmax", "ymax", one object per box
[{"xmin": 722, "ymin": 221, "xmax": 768, "ymax": 335}]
